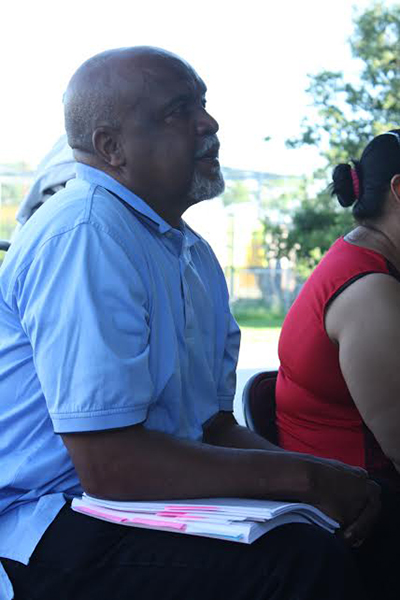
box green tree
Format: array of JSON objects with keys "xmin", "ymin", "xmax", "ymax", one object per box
[
  {"xmin": 262, "ymin": 183, "xmax": 354, "ymax": 280},
  {"xmin": 262, "ymin": 2, "xmax": 400, "ymax": 285},
  {"xmin": 285, "ymin": 189, "xmax": 354, "ymax": 278},
  {"xmin": 222, "ymin": 181, "xmax": 252, "ymax": 207},
  {"xmin": 288, "ymin": 2, "xmax": 400, "ymax": 166}
]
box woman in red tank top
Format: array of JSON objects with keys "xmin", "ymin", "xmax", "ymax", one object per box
[
  {"xmin": 276, "ymin": 131, "xmax": 400, "ymax": 599},
  {"xmin": 277, "ymin": 130, "xmax": 400, "ymax": 488}
]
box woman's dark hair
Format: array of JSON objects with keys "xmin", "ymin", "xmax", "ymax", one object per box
[{"xmin": 331, "ymin": 129, "xmax": 400, "ymax": 220}]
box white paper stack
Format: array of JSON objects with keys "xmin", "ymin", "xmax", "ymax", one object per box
[{"xmin": 71, "ymin": 495, "xmax": 339, "ymax": 544}]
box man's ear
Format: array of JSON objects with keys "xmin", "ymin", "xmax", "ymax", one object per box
[
  {"xmin": 390, "ymin": 174, "xmax": 400, "ymax": 203},
  {"xmin": 92, "ymin": 127, "xmax": 125, "ymax": 167}
]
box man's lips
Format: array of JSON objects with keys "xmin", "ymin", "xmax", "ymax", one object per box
[
  {"xmin": 194, "ymin": 155, "xmax": 220, "ymax": 175},
  {"xmin": 195, "ymin": 155, "xmax": 220, "ymax": 170},
  {"xmin": 196, "ymin": 156, "xmax": 219, "ymax": 163},
  {"xmin": 194, "ymin": 140, "xmax": 221, "ymax": 173},
  {"xmin": 194, "ymin": 145, "xmax": 220, "ymax": 161},
  {"xmin": 195, "ymin": 153, "xmax": 220, "ymax": 170}
]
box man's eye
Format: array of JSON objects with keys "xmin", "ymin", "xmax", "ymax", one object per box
[{"xmin": 168, "ymin": 104, "xmax": 188, "ymax": 118}]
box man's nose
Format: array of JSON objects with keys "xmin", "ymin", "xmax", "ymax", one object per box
[{"xmin": 196, "ymin": 108, "xmax": 219, "ymax": 136}]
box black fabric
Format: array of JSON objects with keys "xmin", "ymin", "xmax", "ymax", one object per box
[
  {"xmin": 325, "ymin": 270, "xmax": 380, "ymax": 313},
  {"xmin": 362, "ymin": 425, "xmax": 400, "ymax": 488},
  {"xmin": 385, "ymin": 259, "xmax": 400, "ymax": 281},
  {"xmin": 325, "ymin": 258, "xmax": 400, "ymax": 314},
  {"xmin": 243, "ymin": 371, "xmax": 278, "ymax": 443},
  {"xmin": 352, "ymin": 480, "xmax": 400, "ymax": 600},
  {"xmin": 2, "ymin": 504, "xmax": 367, "ymax": 600}
]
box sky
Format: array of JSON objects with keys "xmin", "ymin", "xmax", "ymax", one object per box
[{"xmin": 0, "ymin": 0, "xmax": 386, "ymax": 176}]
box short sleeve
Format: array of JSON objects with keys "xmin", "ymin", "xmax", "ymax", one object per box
[
  {"xmin": 217, "ymin": 310, "xmax": 241, "ymax": 411},
  {"xmin": 209, "ymin": 253, "xmax": 240, "ymax": 410},
  {"xmin": 17, "ymin": 223, "xmax": 154, "ymax": 432}
]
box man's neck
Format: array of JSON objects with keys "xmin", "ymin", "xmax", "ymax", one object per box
[{"xmin": 75, "ymin": 156, "xmax": 187, "ymax": 228}]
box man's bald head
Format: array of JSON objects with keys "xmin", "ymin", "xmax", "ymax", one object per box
[{"xmin": 63, "ymin": 46, "xmax": 190, "ymax": 154}]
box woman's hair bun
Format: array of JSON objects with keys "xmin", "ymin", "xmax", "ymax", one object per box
[{"xmin": 331, "ymin": 163, "xmax": 358, "ymax": 207}]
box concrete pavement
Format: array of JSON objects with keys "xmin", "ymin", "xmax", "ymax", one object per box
[{"xmin": 233, "ymin": 329, "xmax": 280, "ymax": 425}]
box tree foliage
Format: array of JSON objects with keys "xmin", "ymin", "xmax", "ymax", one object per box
[
  {"xmin": 262, "ymin": 185, "xmax": 354, "ymax": 279},
  {"xmin": 286, "ymin": 190, "xmax": 354, "ymax": 278},
  {"xmin": 287, "ymin": 2, "xmax": 400, "ymax": 166},
  {"xmin": 263, "ymin": 2, "xmax": 400, "ymax": 282},
  {"xmin": 222, "ymin": 181, "xmax": 252, "ymax": 207}
]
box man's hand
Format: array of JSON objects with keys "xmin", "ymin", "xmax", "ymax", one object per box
[
  {"xmin": 204, "ymin": 412, "xmax": 381, "ymax": 546},
  {"xmin": 309, "ymin": 458, "xmax": 381, "ymax": 546}
]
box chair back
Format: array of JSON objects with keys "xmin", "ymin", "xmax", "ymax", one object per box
[
  {"xmin": 0, "ymin": 240, "xmax": 10, "ymax": 252},
  {"xmin": 242, "ymin": 370, "xmax": 278, "ymax": 444}
]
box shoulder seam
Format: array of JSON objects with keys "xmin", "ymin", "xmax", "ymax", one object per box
[
  {"xmin": 8, "ymin": 219, "xmax": 136, "ymax": 304},
  {"xmin": 324, "ymin": 269, "xmax": 395, "ymax": 320}
]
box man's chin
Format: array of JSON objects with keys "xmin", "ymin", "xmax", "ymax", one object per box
[{"xmin": 186, "ymin": 170, "xmax": 225, "ymax": 204}]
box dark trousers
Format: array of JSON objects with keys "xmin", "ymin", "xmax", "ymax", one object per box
[
  {"xmin": 352, "ymin": 480, "xmax": 400, "ymax": 600},
  {"xmin": 2, "ymin": 505, "xmax": 366, "ymax": 600}
]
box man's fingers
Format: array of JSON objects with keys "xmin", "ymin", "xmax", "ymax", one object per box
[
  {"xmin": 328, "ymin": 460, "xmax": 367, "ymax": 478},
  {"xmin": 343, "ymin": 482, "xmax": 381, "ymax": 545}
]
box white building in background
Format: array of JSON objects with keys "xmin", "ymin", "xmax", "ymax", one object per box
[
  {"xmin": 185, "ymin": 166, "xmax": 299, "ymax": 301},
  {"xmin": 0, "ymin": 166, "xmax": 33, "ymax": 205},
  {"xmin": 185, "ymin": 197, "xmax": 259, "ymax": 267},
  {"xmin": 185, "ymin": 198, "xmax": 261, "ymax": 300},
  {"xmin": 185, "ymin": 166, "xmax": 285, "ymax": 267}
]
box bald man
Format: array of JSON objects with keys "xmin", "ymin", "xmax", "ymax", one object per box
[{"xmin": 0, "ymin": 47, "xmax": 379, "ymax": 600}]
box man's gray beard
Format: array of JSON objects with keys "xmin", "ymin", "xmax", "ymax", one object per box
[{"xmin": 186, "ymin": 167, "xmax": 225, "ymax": 204}]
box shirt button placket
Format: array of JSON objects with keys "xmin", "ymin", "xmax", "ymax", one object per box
[{"xmin": 180, "ymin": 240, "xmax": 194, "ymax": 333}]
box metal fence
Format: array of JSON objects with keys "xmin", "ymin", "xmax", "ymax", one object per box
[{"xmin": 225, "ymin": 266, "xmax": 304, "ymax": 314}]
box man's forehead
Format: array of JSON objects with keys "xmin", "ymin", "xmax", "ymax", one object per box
[
  {"xmin": 136, "ymin": 56, "xmax": 206, "ymax": 98},
  {"xmin": 114, "ymin": 52, "xmax": 206, "ymax": 108}
]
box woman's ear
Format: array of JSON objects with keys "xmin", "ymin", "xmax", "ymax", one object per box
[
  {"xmin": 92, "ymin": 127, "xmax": 125, "ymax": 167},
  {"xmin": 390, "ymin": 174, "xmax": 400, "ymax": 204}
]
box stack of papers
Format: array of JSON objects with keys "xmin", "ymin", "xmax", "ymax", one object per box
[{"xmin": 71, "ymin": 495, "xmax": 339, "ymax": 544}]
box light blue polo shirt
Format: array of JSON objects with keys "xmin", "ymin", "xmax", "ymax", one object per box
[{"xmin": 0, "ymin": 164, "xmax": 240, "ymax": 599}]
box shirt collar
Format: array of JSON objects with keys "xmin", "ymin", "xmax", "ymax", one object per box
[{"xmin": 75, "ymin": 163, "xmax": 199, "ymax": 248}]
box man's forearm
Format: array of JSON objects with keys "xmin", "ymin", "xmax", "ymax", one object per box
[
  {"xmin": 62, "ymin": 425, "xmax": 312, "ymax": 503},
  {"xmin": 202, "ymin": 411, "xmax": 283, "ymax": 451}
]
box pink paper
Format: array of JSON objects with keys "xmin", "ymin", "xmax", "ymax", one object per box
[
  {"xmin": 129, "ymin": 517, "xmax": 186, "ymax": 531},
  {"xmin": 165, "ymin": 505, "xmax": 218, "ymax": 511},
  {"xmin": 75, "ymin": 506, "xmax": 187, "ymax": 531},
  {"xmin": 157, "ymin": 511, "xmax": 203, "ymax": 520}
]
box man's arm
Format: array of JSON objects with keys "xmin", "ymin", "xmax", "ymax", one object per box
[
  {"xmin": 61, "ymin": 421, "xmax": 380, "ymax": 546},
  {"xmin": 62, "ymin": 425, "xmax": 302, "ymax": 501},
  {"xmin": 202, "ymin": 410, "xmax": 282, "ymax": 451},
  {"xmin": 326, "ymin": 273, "xmax": 400, "ymax": 473}
]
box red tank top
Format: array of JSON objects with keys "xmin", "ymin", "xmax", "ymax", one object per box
[{"xmin": 276, "ymin": 237, "xmax": 400, "ymax": 485}]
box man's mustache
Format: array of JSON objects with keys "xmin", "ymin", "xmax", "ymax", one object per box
[{"xmin": 194, "ymin": 135, "xmax": 220, "ymax": 159}]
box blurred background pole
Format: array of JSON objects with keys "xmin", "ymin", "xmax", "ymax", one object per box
[{"xmin": 228, "ymin": 210, "xmax": 235, "ymax": 299}]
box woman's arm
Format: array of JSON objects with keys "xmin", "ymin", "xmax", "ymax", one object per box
[{"xmin": 325, "ymin": 272, "xmax": 400, "ymax": 473}]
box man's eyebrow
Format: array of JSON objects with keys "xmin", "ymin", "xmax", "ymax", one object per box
[
  {"xmin": 199, "ymin": 80, "xmax": 207, "ymax": 95},
  {"xmin": 162, "ymin": 92, "xmax": 195, "ymax": 111},
  {"xmin": 160, "ymin": 80, "xmax": 208, "ymax": 113}
]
